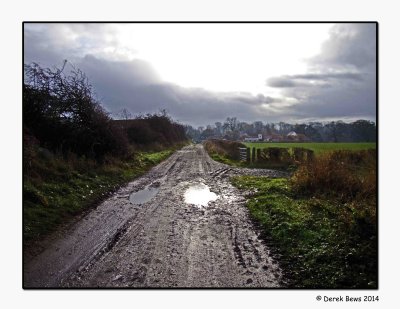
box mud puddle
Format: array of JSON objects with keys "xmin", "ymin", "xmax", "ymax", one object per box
[
  {"xmin": 129, "ymin": 185, "xmax": 160, "ymax": 205},
  {"xmin": 184, "ymin": 183, "xmax": 218, "ymax": 207},
  {"xmin": 25, "ymin": 145, "xmax": 283, "ymax": 288}
]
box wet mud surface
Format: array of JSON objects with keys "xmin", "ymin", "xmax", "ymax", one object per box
[{"xmin": 24, "ymin": 145, "xmax": 288, "ymax": 288}]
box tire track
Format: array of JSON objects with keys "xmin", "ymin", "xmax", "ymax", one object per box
[{"xmin": 24, "ymin": 145, "xmax": 285, "ymax": 288}]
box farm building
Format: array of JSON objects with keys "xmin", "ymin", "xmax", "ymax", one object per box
[
  {"xmin": 286, "ymin": 131, "xmax": 310, "ymax": 142},
  {"xmin": 264, "ymin": 134, "xmax": 284, "ymax": 142},
  {"xmin": 244, "ymin": 134, "xmax": 263, "ymax": 142}
]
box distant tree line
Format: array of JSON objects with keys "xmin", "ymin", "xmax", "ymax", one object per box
[
  {"xmin": 185, "ymin": 117, "xmax": 376, "ymax": 142},
  {"xmin": 24, "ymin": 62, "xmax": 187, "ymax": 161}
]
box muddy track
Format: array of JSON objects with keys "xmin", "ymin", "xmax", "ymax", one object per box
[{"xmin": 24, "ymin": 145, "xmax": 288, "ymax": 288}]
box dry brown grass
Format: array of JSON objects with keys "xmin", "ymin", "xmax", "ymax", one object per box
[
  {"xmin": 203, "ymin": 139, "xmax": 246, "ymax": 160},
  {"xmin": 291, "ymin": 149, "xmax": 377, "ymax": 230},
  {"xmin": 291, "ymin": 149, "xmax": 376, "ymax": 199}
]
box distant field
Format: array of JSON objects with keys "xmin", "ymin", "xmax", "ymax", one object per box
[{"xmin": 243, "ymin": 142, "xmax": 376, "ymax": 155}]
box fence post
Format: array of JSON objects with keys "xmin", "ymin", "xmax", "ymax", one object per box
[
  {"xmin": 256, "ymin": 148, "xmax": 261, "ymax": 163},
  {"xmin": 246, "ymin": 147, "xmax": 250, "ymax": 162},
  {"xmin": 306, "ymin": 149, "xmax": 315, "ymax": 163},
  {"xmin": 252, "ymin": 147, "xmax": 256, "ymax": 163}
]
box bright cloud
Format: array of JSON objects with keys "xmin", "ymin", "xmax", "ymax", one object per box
[{"xmin": 24, "ymin": 23, "xmax": 376, "ymax": 126}]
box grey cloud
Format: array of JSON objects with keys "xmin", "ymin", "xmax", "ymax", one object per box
[
  {"xmin": 78, "ymin": 55, "xmax": 161, "ymax": 94},
  {"xmin": 24, "ymin": 23, "xmax": 284, "ymax": 126},
  {"xmin": 24, "ymin": 23, "xmax": 376, "ymax": 126},
  {"xmin": 24, "ymin": 24, "xmax": 134, "ymax": 66},
  {"xmin": 291, "ymin": 72, "xmax": 363, "ymax": 81},
  {"xmin": 74, "ymin": 56, "xmax": 277, "ymax": 126},
  {"xmin": 133, "ymin": 84, "xmax": 278, "ymax": 125},
  {"xmin": 265, "ymin": 23, "xmax": 376, "ymax": 121},
  {"xmin": 267, "ymin": 72, "xmax": 363, "ymax": 88},
  {"xmin": 267, "ymin": 77, "xmax": 309, "ymax": 88},
  {"xmin": 256, "ymin": 94, "xmax": 283, "ymax": 104},
  {"xmin": 311, "ymin": 23, "xmax": 376, "ymax": 70}
]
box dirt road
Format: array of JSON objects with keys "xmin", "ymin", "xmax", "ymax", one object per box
[{"xmin": 24, "ymin": 145, "xmax": 287, "ymax": 288}]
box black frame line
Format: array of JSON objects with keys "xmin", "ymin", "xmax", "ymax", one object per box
[{"xmin": 22, "ymin": 21, "xmax": 379, "ymax": 290}]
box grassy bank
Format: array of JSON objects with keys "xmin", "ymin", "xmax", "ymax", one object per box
[
  {"xmin": 231, "ymin": 150, "xmax": 377, "ymax": 288},
  {"xmin": 23, "ymin": 63, "xmax": 190, "ymax": 244},
  {"xmin": 209, "ymin": 152, "xmax": 293, "ymax": 170},
  {"xmin": 205, "ymin": 139, "xmax": 376, "ymax": 171},
  {"xmin": 204, "ymin": 139, "xmax": 298, "ymax": 170},
  {"xmin": 243, "ymin": 142, "xmax": 376, "ymax": 155},
  {"xmin": 203, "ymin": 139, "xmax": 247, "ymax": 167},
  {"xmin": 24, "ymin": 146, "xmax": 180, "ymax": 242},
  {"xmin": 232, "ymin": 177, "xmax": 377, "ymax": 288},
  {"xmin": 207, "ymin": 152, "xmax": 244, "ymax": 167}
]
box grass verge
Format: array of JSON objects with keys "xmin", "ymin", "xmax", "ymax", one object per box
[
  {"xmin": 243, "ymin": 142, "xmax": 376, "ymax": 155},
  {"xmin": 231, "ymin": 176, "xmax": 377, "ymax": 288},
  {"xmin": 207, "ymin": 147, "xmax": 296, "ymax": 171},
  {"xmin": 23, "ymin": 146, "xmax": 179, "ymax": 243},
  {"xmin": 208, "ymin": 153, "xmax": 243, "ymax": 167},
  {"xmin": 210, "ymin": 152, "xmax": 296, "ymax": 170}
]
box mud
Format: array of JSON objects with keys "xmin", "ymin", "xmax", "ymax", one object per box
[{"xmin": 24, "ymin": 145, "xmax": 288, "ymax": 288}]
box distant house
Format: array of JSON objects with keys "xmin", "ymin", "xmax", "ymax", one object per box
[
  {"xmin": 244, "ymin": 137, "xmax": 260, "ymax": 142},
  {"xmin": 264, "ymin": 134, "xmax": 284, "ymax": 142},
  {"xmin": 295, "ymin": 133, "xmax": 310, "ymax": 142},
  {"xmin": 244, "ymin": 134, "xmax": 263, "ymax": 142},
  {"xmin": 286, "ymin": 131, "xmax": 310, "ymax": 142}
]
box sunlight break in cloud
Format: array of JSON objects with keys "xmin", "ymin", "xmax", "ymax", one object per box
[{"xmin": 24, "ymin": 23, "xmax": 376, "ymax": 126}]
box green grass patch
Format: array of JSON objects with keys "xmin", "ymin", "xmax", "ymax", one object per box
[
  {"xmin": 23, "ymin": 147, "xmax": 177, "ymax": 242},
  {"xmin": 209, "ymin": 150, "xmax": 297, "ymax": 171},
  {"xmin": 209, "ymin": 153, "xmax": 244, "ymax": 167},
  {"xmin": 231, "ymin": 176, "xmax": 377, "ymax": 288},
  {"xmin": 209, "ymin": 152, "xmax": 292, "ymax": 171},
  {"xmin": 244, "ymin": 142, "xmax": 376, "ymax": 155},
  {"xmin": 204, "ymin": 140, "xmax": 296, "ymax": 171}
]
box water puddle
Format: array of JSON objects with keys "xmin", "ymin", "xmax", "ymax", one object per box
[
  {"xmin": 184, "ymin": 183, "xmax": 218, "ymax": 207},
  {"xmin": 129, "ymin": 184, "xmax": 160, "ymax": 204}
]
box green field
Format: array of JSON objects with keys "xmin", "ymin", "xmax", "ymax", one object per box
[{"xmin": 243, "ymin": 142, "xmax": 376, "ymax": 155}]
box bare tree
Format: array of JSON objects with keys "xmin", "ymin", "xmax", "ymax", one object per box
[{"xmin": 119, "ymin": 108, "xmax": 132, "ymax": 120}]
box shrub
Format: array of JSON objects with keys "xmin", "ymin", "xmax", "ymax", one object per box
[
  {"xmin": 291, "ymin": 150, "xmax": 376, "ymax": 202},
  {"xmin": 24, "ymin": 62, "xmax": 129, "ymax": 160},
  {"xmin": 113, "ymin": 113, "xmax": 188, "ymax": 149},
  {"xmin": 292, "ymin": 147, "xmax": 306, "ymax": 162},
  {"xmin": 126, "ymin": 120, "xmax": 156, "ymax": 145},
  {"xmin": 260, "ymin": 147, "xmax": 282, "ymax": 162}
]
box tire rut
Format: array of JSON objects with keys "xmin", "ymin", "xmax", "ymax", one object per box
[{"xmin": 24, "ymin": 145, "xmax": 285, "ymax": 288}]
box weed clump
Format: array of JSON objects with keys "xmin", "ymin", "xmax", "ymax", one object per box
[
  {"xmin": 231, "ymin": 149, "xmax": 377, "ymax": 288},
  {"xmin": 291, "ymin": 149, "xmax": 376, "ymax": 201}
]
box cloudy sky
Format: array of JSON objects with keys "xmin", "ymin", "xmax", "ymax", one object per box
[{"xmin": 24, "ymin": 23, "xmax": 376, "ymax": 127}]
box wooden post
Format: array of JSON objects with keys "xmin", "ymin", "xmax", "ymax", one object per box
[
  {"xmin": 306, "ymin": 149, "xmax": 315, "ymax": 163},
  {"xmin": 256, "ymin": 148, "xmax": 261, "ymax": 163},
  {"xmin": 252, "ymin": 147, "xmax": 256, "ymax": 163},
  {"xmin": 246, "ymin": 147, "xmax": 250, "ymax": 162}
]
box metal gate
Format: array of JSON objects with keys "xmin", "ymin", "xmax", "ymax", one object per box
[{"xmin": 239, "ymin": 147, "xmax": 247, "ymax": 161}]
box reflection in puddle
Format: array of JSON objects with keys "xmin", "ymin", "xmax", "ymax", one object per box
[
  {"xmin": 184, "ymin": 183, "xmax": 218, "ymax": 207},
  {"xmin": 129, "ymin": 185, "xmax": 160, "ymax": 204}
]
